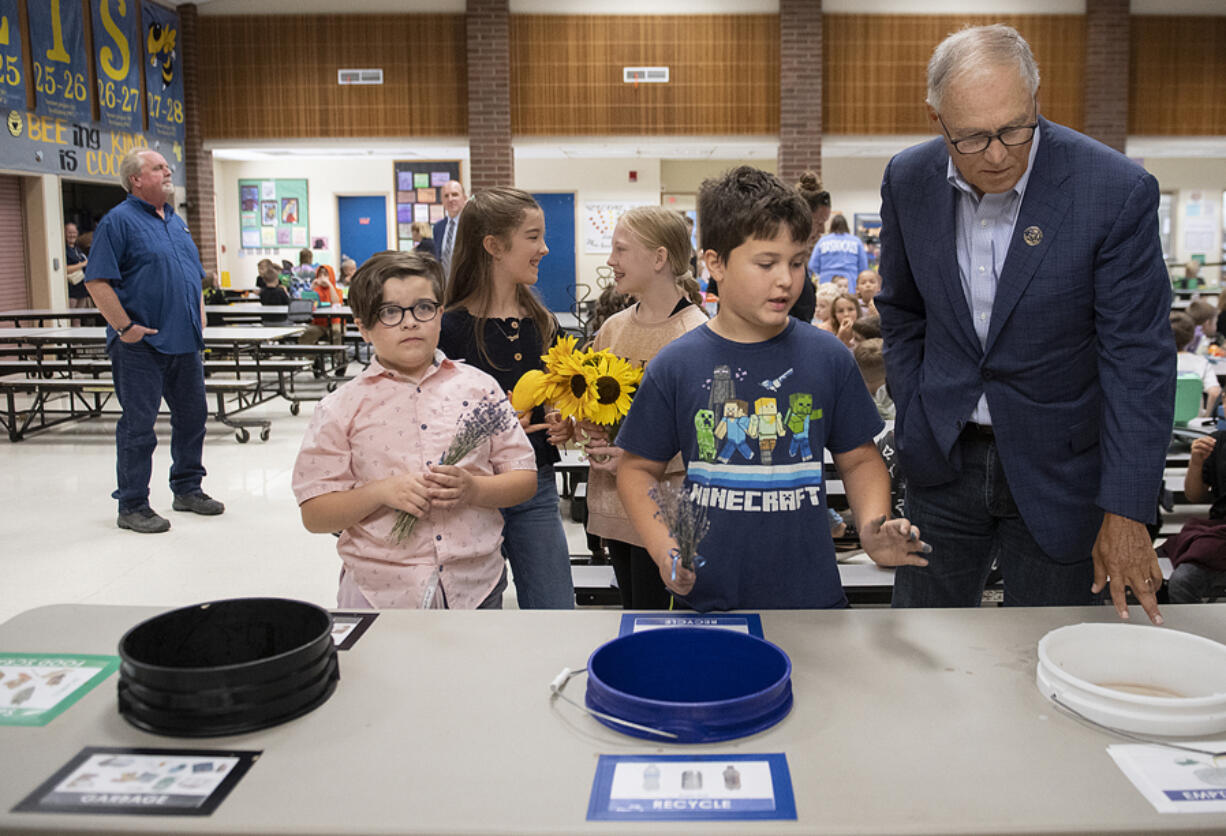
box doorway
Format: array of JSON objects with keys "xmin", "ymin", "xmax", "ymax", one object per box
[
  {"xmin": 530, "ymin": 192, "xmax": 576, "ymax": 313},
  {"xmin": 337, "ymin": 196, "xmax": 389, "ymax": 270}
]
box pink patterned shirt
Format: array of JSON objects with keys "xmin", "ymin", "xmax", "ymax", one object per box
[{"xmin": 292, "ymin": 351, "xmax": 536, "ymax": 608}]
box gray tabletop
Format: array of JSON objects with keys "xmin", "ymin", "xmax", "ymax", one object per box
[
  {"xmin": 1, "ymin": 603, "xmax": 1225, "ymax": 835},
  {"xmin": 0, "ymin": 326, "xmax": 303, "ymax": 344}
]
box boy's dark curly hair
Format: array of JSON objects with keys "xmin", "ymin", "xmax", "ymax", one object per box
[{"xmin": 697, "ymin": 166, "xmax": 812, "ymax": 264}]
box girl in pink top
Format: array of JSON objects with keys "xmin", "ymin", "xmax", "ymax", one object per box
[{"xmin": 293, "ymin": 251, "xmax": 536, "ymax": 609}]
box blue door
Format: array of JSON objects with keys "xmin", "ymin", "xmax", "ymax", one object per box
[
  {"xmin": 531, "ymin": 192, "xmax": 576, "ymax": 313},
  {"xmin": 337, "ymin": 196, "xmax": 388, "ymax": 269}
]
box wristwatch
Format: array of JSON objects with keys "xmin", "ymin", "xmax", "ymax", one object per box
[{"xmin": 117, "ymin": 322, "xmax": 136, "ymax": 336}]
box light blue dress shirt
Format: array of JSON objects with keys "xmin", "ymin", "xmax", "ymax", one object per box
[{"xmin": 947, "ymin": 123, "xmax": 1041, "ymax": 426}]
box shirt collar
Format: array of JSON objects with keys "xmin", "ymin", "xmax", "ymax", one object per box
[
  {"xmin": 126, "ymin": 192, "xmax": 175, "ymax": 218},
  {"xmin": 361, "ymin": 349, "xmax": 452, "ymax": 383},
  {"xmin": 945, "ymin": 121, "xmax": 1041, "ymax": 202}
]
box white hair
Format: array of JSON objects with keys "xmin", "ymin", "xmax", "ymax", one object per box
[
  {"xmin": 926, "ymin": 24, "xmax": 1040, "ymax": 112},
  {"xmin": 118, "ymin": 148, "xmax": 154, "ymax": 193}
]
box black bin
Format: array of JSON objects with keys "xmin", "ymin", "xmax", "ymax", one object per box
[{"xmin": 118, "ymin": 597, "xmax": 339, "ymax": 737}]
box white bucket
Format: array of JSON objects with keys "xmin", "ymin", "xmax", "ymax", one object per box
[{"xmin": 1036, "ymin": 623, "xmax": 1226, "ymax": 736}]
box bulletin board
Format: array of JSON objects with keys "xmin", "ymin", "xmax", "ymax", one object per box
[
  {"xmin": 392, "ymin": 161, "xmax": 462, "ymax": 251},
  {"xmin": 238, "ymin": 179, "xmax": 310, "ymax": 250}
]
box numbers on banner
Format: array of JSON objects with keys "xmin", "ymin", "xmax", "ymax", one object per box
[
  {"xmin": 98, "ymin": 79, "xmax": 138, "ymax": 111},
  {"xmin": 2, "ymin": 55, "xmax": 18, "ymax": 88},
  {"xmin": 33, "ymin": 63, "xmax": 57, "ymax": 96},
  {"xmin": 62, "ymin": 69, "xmax": 86, "ymax": 101},
  {"xmin": 146, "ymin": 91, "xmax": 182, "ymax": 125},
  {"xmin": 99, "ymin": 0, "xmax": 131, "ymax": 81},
  {"xmin": 45, "ymin": 0, "xmax": 71, "ymax": 63}
]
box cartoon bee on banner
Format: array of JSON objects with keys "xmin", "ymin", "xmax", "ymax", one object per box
[{"xmin": 146, "ymin": 19, "xmax": 176, "ymax": 90}]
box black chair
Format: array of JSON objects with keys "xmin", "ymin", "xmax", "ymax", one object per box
[{"xmin": 287, "ymin": 299, "xmax": 315, "ymax": 325}]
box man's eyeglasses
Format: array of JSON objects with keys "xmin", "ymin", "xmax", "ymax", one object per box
[
  {"xmin": 376, "ymin": 300, "xmax": 440, "ymax": 326},
  {"xmin": 937, "ymin": 102, "xmax": 1038, "ymax": 155}
]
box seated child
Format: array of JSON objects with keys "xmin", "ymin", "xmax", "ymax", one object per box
[
  {"xmin": 850, "ymin": 314, "xmax": 881, "ymax": 348},
  {"xmin": 832, "ymin": 291, "xmax": 861, "ymax": 347},
  {"xmin": 292, "ymin": 251, "xmax": 537, "ymax": 609},
  {"xmin": 615, "ymin": 166, "xmax": 929, "ymax": 612},
  {"xmin": 258, "ymin": 259, "xmax": 290, "ymax": 306},
  {"xmin": 1186, "ymin": 299, "xmax": 1218, "ymax": 355},
  {"xmin": 1172, "ymin": 311, "xmax": 1221, "ymax": 414},
  {"xmin": 202, "ymin": 272, "xmax": 227, "ymax": 326},
  {"xmin": 854, "ymin": 338, "xmax": 894, "ymax": 420},
  {"xmin": 856, "ymin": 269, "xmax": 881, "ymax": 317},
  {"xmin": 813, "ymin": 283, "xmax": 841, "ymax": 333},
  {"xmin": 1160, "ymin": 432, "xmax": 1226, "ymax": 603}
]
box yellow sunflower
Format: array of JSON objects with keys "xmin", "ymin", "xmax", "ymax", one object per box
[
  {"xmin": 583, "ymin": 352, "xmax": 642, "ymax": 426},
  {"xmin": 510, "ymin": 369, "xmax": 554, "ymax": 413},
  {"xmin": 541, "ymin": 334, "xmax": 580, "ymax": 376},
  {"xmin": 550, "ymin": 354, "xmax": 599, "ymax": 421}
]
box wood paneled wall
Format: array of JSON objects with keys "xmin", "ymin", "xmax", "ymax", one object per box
[
  {"xmin": 198, "ymin": 15, "xmax": 467, "ymax": 139},
  {"xmin": 510, "ymin": 15, "xmax": 779, "ymax": 136},
  {"xmin": 823, "ymin": 15, "xmax": 1085, "ymax": 134},
  {"xmin": 1131, "ymin": 17, "xmax": 1226, "ymax": 135},
  {"xmin": 196, "ymin": 12, "xmax": 1225, "ymax": 141}
]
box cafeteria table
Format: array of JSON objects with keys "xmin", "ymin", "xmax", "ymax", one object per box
[{"xmin": 1, "ymin": 602, "xmax": 1224, "ymax": 835}]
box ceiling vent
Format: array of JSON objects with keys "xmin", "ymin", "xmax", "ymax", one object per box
[
  {"xmin": 338, "ymin": 69, "xmax": 384, "ymax": 86},
  {"xmin": 623, "ymin": 67, "xmax": 669, "ymax": 84}
]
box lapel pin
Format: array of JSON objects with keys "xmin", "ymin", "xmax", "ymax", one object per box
[{"xmin": 1023, "ymin": 225, "xmax": 1043, "ymax": 246}]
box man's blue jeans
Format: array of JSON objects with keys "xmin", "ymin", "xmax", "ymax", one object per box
[
  {"xmin": 108, "ymin": 339, "xmax": 208, "ymax": 513},
  {"xmin": 499, "ymin": 466, "xmax": 575, "ymax": 609},
  {"xmin": 892, "ymin": 431, "xmax": 1094, "ymax": 608}
]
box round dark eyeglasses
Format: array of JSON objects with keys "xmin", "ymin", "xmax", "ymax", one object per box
[
  {"xmin": 937, "ymin": 99, "xmax": 1038, "ymax": 155},
  {"xmin": 376, "ymin": 300, "xmax": 440, "ymax": 326}
]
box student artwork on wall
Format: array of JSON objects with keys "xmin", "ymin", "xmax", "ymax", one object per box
[
  {"xmin": 584, "ymin": 202, "xmax": 650, "ymax": 254},
  {"xmin": 240, "ymin": 179, "xmax": 308, "ymax": 250},
  {"xmin": 392, "ymin": 161, "xmax": 461, "ymax": 252}
]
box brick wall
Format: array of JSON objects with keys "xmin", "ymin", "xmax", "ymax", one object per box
[
  {"xmin": 1084, "ymin": 0, "xmax": 1129, "ymax": 153},
  {"xmin": 179, "ymin": 4, "xmax": 217, "ymax": 274},
  {"xmin": 467, "ymin": 0, "xmax": 514, "ymax": 191},
  {"xmin": 778, "ymin": 0, "xmax": 822, "ymax": 184}
]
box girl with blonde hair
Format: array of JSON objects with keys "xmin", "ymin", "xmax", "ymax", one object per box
[{"xmin": 574, "ymin": 205, "xmax": 709, "ymax": 609}]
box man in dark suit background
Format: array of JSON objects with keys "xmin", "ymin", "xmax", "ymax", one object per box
[
  {"xmin": 433, "ymin": 179, "xmax": 467, "ymax": 283},
  {"xmin": 877, "ymin": 24, "xmax": 1173, "ymax": 623}
]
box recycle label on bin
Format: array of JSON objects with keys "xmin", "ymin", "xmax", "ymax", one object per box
[
  {"xmin": 587, "ymin": 753, "xmax": 795, "ymax": 821},
  {"xmin": 618, "ymin": 613, "xmax": 764, "ymax": 638},
  {"xmin": 0, "ymin": 653, "xmax": 119, "ymax": 726},
  {"xmin": 12, "ymin": 747, "xmax": 260, "ymax": 816}
]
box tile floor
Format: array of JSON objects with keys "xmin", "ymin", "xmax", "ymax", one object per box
[{"xmin": 0, "ymin": 396, "xmax": 595, "ymax": 626}]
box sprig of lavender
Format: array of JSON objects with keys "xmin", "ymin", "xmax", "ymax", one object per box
[
  {"xmin": 391, "ymin": 399, "xmax": 516, "ymax": 543},
  {"xmin": 649, "ymin": 482, "xmax": 710, "ymax": 575}
]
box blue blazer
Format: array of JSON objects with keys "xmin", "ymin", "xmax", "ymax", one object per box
[
  {"xmin": 433, "ymin": 215, "xmax": 454, "ymax": 255},
  {"xmin": 876, "ymin": 117, "xmax": 1174, "ymax": 563}
]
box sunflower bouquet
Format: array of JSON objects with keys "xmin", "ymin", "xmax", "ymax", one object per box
[{"xmin": 510, "ymin": 336, "xmax": 643, "ymax": 456}]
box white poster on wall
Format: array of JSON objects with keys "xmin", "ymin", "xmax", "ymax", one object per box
[
  {"xmin": 584, "ymin": 202, "xmax": 651, "ymax": 254},
  {"xmin": 1183, "ymin": 193, "xmax": 1219, "ymax": 257}
]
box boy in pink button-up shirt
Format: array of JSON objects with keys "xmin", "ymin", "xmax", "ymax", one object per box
[{"xmin": 293, "ymin": 252, "xmax": 536, "ymax": 608}]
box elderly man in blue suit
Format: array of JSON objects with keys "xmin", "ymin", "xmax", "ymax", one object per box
[{"xmin": 877, "ymin": 25, "xmax": 1173, "ymax": 624}]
